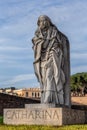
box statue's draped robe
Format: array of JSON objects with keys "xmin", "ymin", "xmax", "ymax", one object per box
[{"xmin": 32, "ymin": 26, "xmax": 70, "ymax": 106}]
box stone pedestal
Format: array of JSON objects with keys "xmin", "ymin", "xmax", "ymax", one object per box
[
  {"xmin": 25, "ymin": 103, "xmax": 56, "ymax": 108},
  {"xmin": 4, "ymin": 104, "xmax": 86, "ymax": 126}
]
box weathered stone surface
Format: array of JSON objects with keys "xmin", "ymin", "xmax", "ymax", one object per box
[
  {"xmin": 25, "ymin": 103, "xmax": 56, "ymax": 108},
  {"xmin": 32, "ymin": 15, "xmax": 71, "ymax": 107},
  {"xmin": 62, "ymin": 108, "xmax": 85, "ymax": 125},
  {"xmin": 4, "ymin": 107, "xmax": 85, "ymax": 125}
]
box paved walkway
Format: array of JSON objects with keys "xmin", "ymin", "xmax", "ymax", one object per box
[{"xmin": 72, "ymin": 96, "xmax": 87, "ymax": 105}]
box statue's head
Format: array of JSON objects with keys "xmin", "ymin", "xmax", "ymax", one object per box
[{"xmin": 37, "ymin": 15, "xmax": 52, "ymax": 30}]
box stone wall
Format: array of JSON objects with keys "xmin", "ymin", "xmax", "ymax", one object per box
[{"xmin": 0, "ymin": 93, "xmax": 40, "ymax": 116}]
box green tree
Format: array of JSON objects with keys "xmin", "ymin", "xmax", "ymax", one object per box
[{"xmin": 70, "ymin": 72, "xmax": 87, "ymax": 95}]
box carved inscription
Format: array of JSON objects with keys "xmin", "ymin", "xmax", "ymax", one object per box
[
  {"xmin": 5, "ymin": 109, "xmax": 60, "ymax": 120},
  {"xmin": 4, "ymin": 108, "xmax": 85, "ymax": 125}
]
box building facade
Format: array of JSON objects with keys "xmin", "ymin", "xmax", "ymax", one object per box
[{"xmin": 13, "ymin": 88, "xmax": 41, "ymax": 98}]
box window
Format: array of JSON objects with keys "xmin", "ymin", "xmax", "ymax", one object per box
[
  {"xmin": 38, "ymin": 93, "xmax": 39, "ymax": 97},
  {"xmin": 26, "ymin": 92, "xmax": 28, "ymax": 97},
  {"xmin": 35, "ymin": 92, "xmax": 36, "ymax": 97},
  {"xmin": 32, "ymin": 92, "xmax": 34, "ymax": 97}
]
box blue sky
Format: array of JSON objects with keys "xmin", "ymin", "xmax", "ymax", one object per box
[{"xmin": 0, "ymin": 0, "xmax": 87, "ymax": 88}]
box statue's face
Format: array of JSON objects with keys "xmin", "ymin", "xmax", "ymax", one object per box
[{"xmin": 39, "ymin": 17, "xmax": 49, "ymax": 29}]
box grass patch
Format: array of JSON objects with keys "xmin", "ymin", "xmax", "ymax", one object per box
[
  {"xmin": 0, "ymin": 116, "xmax": 3, "ymax": 124},
  {"xmin": 0, "ymin": 125, "xmax": 87, "ymax": 130},
  {"xmin": 0, "ymin": 117, "xmax": 87, "ymax": 130}
]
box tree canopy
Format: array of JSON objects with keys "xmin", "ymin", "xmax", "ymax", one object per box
[{"xmin": 70, "ymin": 72, "xmax": 87, "ymax": 92}]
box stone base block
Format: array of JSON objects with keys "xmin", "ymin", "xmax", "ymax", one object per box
[
  {"xmin": 4, "ymin": 107, "xmax": 85, "ymax": 126},
  {"xmin": 25, "ymin": 103, "xmax": 56, "ymax": 108}
]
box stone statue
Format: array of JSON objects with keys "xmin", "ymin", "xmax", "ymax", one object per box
[{"xmin": 32, "ymin": 15, "xmax": 70, "ymax": 107}]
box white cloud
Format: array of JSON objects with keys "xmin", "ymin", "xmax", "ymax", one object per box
[
  {"xmin": 71, "ymin": 65, "xmax": 87, "ymax": 75},
  {"xmin": 0, "ymin": 73, "xmax": 36, "ymax": 87},
  {"xmin": 10, "ymin": 74, "xmax": 35, "ymax": 83},
  {"xmin": 0, "ymin": 46, "xmax": 29, "ymax": 51},
  {"xmin": 0, "ymin": 0, "xmax": 87, "ymax": 88},
  {"xmin": 71, "ymin": 52, "xmax": 87, "ymax": 60}
]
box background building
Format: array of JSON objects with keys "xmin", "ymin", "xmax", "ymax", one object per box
[
  {"xmin": 0, "ymin": 87, "xmax": 41, "ymax": 99},
  {"xmin": 13, "ymin": 87, "xmax": 41, "ymax": 98}
]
